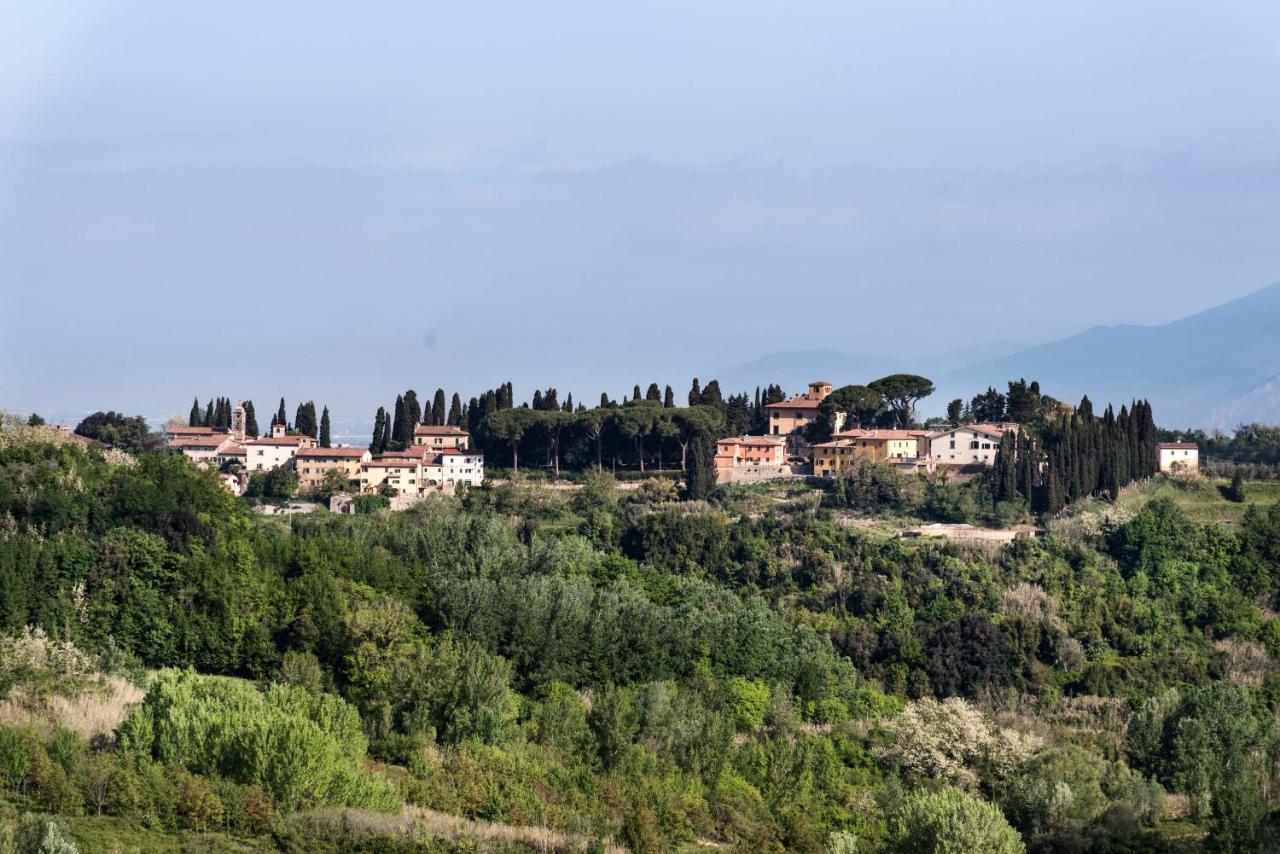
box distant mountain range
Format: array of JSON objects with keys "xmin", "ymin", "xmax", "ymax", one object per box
[{"xmin": 725, "ymin": 283, "xmax": 1280, "ymax": 429}]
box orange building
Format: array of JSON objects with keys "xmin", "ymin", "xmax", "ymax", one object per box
[{"xmin": 715, "ymin": 435, "xmax": 787, "ymax": 468}]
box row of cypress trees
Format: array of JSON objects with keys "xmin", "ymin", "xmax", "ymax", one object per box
[{"xmin": 992, "ymin": 397, "xmax": 1159, "ymax": 514}]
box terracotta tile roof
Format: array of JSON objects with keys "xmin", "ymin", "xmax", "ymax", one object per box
[
  {"xmin": 219, "ymin": 446, "xmax": 246, "ymax": 456},
  {"xmin": 363, "ymin": 459, "xmax": 421, "ymax": 469},
  {"xmin": 766, "ymin": 397, "xmax": 821, "ymax": 410},
  {"xmin": 170, "ymin": 435, "xmax": 231, "ymax": 449},
  {"xmin": 297, "ymin": 447, "xmax": 368, "ymax": 459},
  {"xmin": 834, "ymin": 429, "xmax": 920, "ymax": 441},
  {"xmin": 244, "ymin": 437, "xmax": 307, "ymax": 447},
  {"xmin": 1158, "ymin": 442, "xmax": 1199, "ymax": 450},
  {"xmin": 167, "ymin": 426, "xmax": 218, "ymax": 435},
  {"xmin": 718, "ymin": 435, "xmax": 785, "ymax": 447},
  {"xmin": 413, "ymin": 425, "xmax": 469, "ymax": 436}
]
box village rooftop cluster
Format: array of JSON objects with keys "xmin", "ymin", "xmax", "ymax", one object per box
[{"xmin": 166, "ymin": 404, "xmax": 483, "ymax": 503}]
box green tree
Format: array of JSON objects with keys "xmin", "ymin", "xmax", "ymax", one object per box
[
  {"xmin": 243, "ymin": 400, "xmax": 259, "ymax": 437},
  {"xmin": 886, "ymin": 788, "xmax": 1025, "ymax": 854},
  {"xmin": 370, "ymin": 407, "xmax": 386, "ymax": 453},
  {"xmin": 946, "ymin": 398, "xmax": 964, "ymax": 425},
  {"xmin": 189, "ymin": 397, "xmax": 203, "ymax": 428},
  {"xmin": 685, "ymin": 430, "xmax": 718, "ymax": 500},
  {"xmin": 448, "ymin": 393, "xmax": 463, "ymax": 426},
  {"xmin": 1225, "ymin": 468, "xmax": 1247, "ymax": 503},
  {"xmin": 319, "ymin": 407, "xmax": 331, "ymax": 448},
  {"xmin": 432, "ymin": 389, "xmax": 446, "ymax": 426},
  {"xmin": 868, "ymin": 374, "xmax": 935, "ymax": 427},
  {"xmin": 73, "ymin": 411, "xmax": 156, "ymax": 452},
  {"xmin": 274, "ymin": 398, "xmax": 288, "ymax": 428},
  {"xmin": 482, "ymin": 408, "xmax": 537, "ymax": 471},
  {"xmin": 673, "ymin": 406, "xmax": 724, "ymax": 471}
]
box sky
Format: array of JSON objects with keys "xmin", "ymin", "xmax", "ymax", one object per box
[{"xmin": 2, "ymin": 1, "xmax": 1279, "ymax": 429}]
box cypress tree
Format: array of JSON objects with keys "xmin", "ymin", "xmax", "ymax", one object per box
[
  {"xmin": 243, "ymin": 401, "xmax": 259, "ymax": 437},
  {"xmin": 633, "ymin": 384, "xmax": 643, "ymax": 402},
  {"xmin": 600, "ymin": 393, "xmax": 610, "ymax": 408},
  {"xmin": 319, "ymin": 407, "xmax": 331, "ymax": 448},
  {"xmin": 665, "ymin": 386, "xmax": 675, "ymax": 408},
  {"xmin": 203, "ymin": 399, "xmax": 214, "ymax": 427},
  {"xmin": 403, "ymin": 390, "xmax": 422, "ymax": 428},
  {"xmin": 275, "ymin": 398, "xmax": 288, "ymax": 428},
  {"xmin": 432, "ymin": 389, "xmax": 446, "ymax": 425},
  {"xmin": 371, "ymin": 407, "xmax": 386, "ymax": 453},
  {"xmin": 688, "ymin": 378, "xmax": 701, "ymax": 406},
  {"xmin": 685, "ymin": 430, "xmax": 718, "ymax": 500},
  {"xmin": 391, "ymin": 395, "xmax": 406, "ymax": 444},
  {"xmin": 564, "ymin": 393, "xmax": 574, "ymax": 413},
  {"xmin": 189, "ymin": 397, "xmax": 203, "ymax": 427},
  {"xmin": 645, "ymin": 383, "xmax": 661, "ymax": 402},
  {"xmin": 448, "ymin": 393, "xmax": 463, "ymax": 426},
  {"xmin": 533, "ymin": 390, "xmax": 544, "ymax": 410}
]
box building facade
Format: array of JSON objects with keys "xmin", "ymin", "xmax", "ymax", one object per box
[
  {"xmin": 923, "ymin": 423, "xmax": 1019, "ymax": 467},
  {"xmin": 765, "ymin": 381, "xmax": 838, "ymax": 436},
  {"xmin": 812, "ymin": 429, "xmax": 924, "ymax": 477},
  {"xmin": 359, "ymin": 459, "xmax": 423, "ymax": 496},
  {"xmin": 295, "ymin": 447, "xmax": 372, "ymax": 492},
  {"xmin": 440, "ymin": 448, "xmax": 485, "ymax": 487},
  {"xmin": 413, "ymin": 425, "xmax": 470, "ymax": 451},
  {"xmin": 715, "ymin": 436, "xmax": 787, "ymax": 468},
  {"xmin": 242, "ymin": 423, "xmax": 317, "ymax": 472},
  {"xmin": 1157, "ymin": 442, "xmax": 1200, "ymax": 474}
]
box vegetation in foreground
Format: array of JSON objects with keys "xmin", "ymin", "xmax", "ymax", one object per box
[{"xmin": 2, "ymin": 421, "xmax": 1280, "ymax": 851}]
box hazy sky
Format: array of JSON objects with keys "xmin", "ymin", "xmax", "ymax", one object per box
[{"xmin": 3, "ymin": 2, "xmax": 1279, "ymax": 425}]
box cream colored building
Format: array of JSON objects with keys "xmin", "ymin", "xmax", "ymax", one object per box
[
  {"xmin": 243, "ymin": 423, "xmax": 317, "ymax": 472},
  {"xmin": 1157, "ymin": 442, "xmax": 1199, "ymax": 474},
  {"xmin": 296, "ymin": 447, "xmax": 372, "ymax": 492},
  {"xmin": 359, "ymin": 458, "xmax": 423, "ymax": 496},
  {"xmin": 440, "ymin": 448, "xmax": 485, "ymax": 487},
  {"xmin": 413, "ymin": 425, "xmax": 470, "ymax": 451},
  {"xmin": 924, "ymin": 423, "xmax": 1019, "ymax": 467},
  {"xmin": 170, "ymin": 433, "xmax": 237, "ymax": 466}
]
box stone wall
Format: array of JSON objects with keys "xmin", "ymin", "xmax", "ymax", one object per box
[{"xmin": 716, "ymin": 464, "xmax": 805, "ymax": 485}]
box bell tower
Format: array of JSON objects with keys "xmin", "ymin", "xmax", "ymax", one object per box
[{"xmin": 232, "ymin": 404, "xmax": 246, "ymax": 441}]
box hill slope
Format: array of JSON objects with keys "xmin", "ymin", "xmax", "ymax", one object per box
[{"xmin": 938, "ymin": 282, "xmax": 1280, "ymax": 428}]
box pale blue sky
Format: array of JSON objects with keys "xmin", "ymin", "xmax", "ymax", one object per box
[{"xmin": 2, "ymin": 2, "xmax": 1279, "ymax": 424}]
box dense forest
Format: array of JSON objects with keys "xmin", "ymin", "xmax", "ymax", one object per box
[{"xmin": 3, "ymin": 407, "xmax": 1280, "ymax": 850}]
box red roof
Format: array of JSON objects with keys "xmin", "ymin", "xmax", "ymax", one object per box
[
  {"xmin": 766, "ymin": 397, "xmax": 821, "ymax": 410},
  {"xmin": 718, "ymin": 436, "xmax": 785, "ymax": 447},
  {"xmin": 167, "ymin": 426, "xmax": 218, "ymax": 435},
  {"xmin": 834, "ymin": 429, "xmax": 920, "ymax": 441},
  {"xmin": 244, "ymin": 437, "xmax": 306, "ymax": 447},
  {"xmin": 170, "ymin": 435, "xmax": 231, "ymax": 449},
  {"xmin": 1158, "ymin": 442, "xmax": 1198, "ymax": 450},
  {"xmin": 296, "ymin": 447, "xmax": 367, "ymax": 459},
  {"xmin": 413, "ymin": 425, "xmax": 468, "ymax": 436}
]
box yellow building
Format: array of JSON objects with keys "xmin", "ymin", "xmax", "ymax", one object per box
[
  {"xmin": 812, "ymin": 429, "xmax": 925, "ymax": 477},
  {"xmin": 295, "ymin": 446, "xmax": 371, "ymax": 493},
  {"xmin": 359, "ymin": 458, "xmax": 423, "ymax": 496},
  {"xmin": 765, "ymin": 380, "xmax": 836, "ymax": 436}
]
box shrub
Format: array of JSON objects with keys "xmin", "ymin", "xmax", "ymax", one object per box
[
  {"xmin": 13, "ymin": 815, "xmax": 79, "ymax": 854},
  {"xmin": 886, "ymin": 788, "xmax": 1025, "ymax": 854},
  {"xmin": 116, "ymin": 669, "xmax": 398, "ymax": 813},
  {"xmin": 724, "ymin": 677, "xmax": 770, "ymax": 732}
]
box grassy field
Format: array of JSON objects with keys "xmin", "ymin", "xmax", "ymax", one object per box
[{"xmin": 1116, "ymin": 476, "xmax": 1280, "ymax": 526}]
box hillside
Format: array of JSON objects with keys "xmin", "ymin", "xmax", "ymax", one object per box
[{"xmin": 938, "ymin": 282, "xmax": 1280, "ymax": 429}]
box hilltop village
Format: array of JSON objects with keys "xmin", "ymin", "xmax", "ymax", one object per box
[{"xmin": 165, "ymin": 378, "xmax": 1196, "ymax": 512}]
